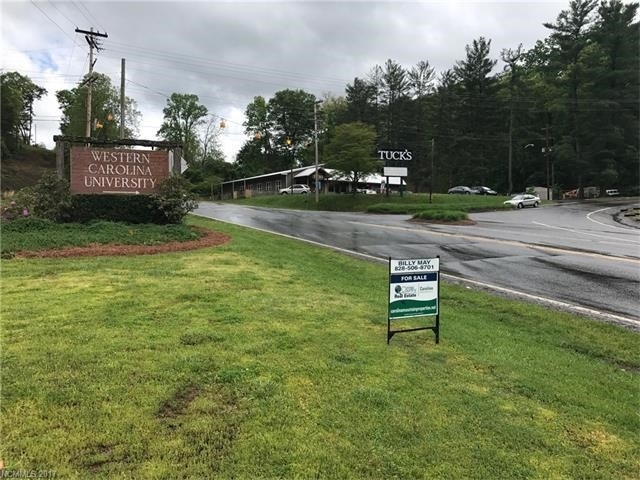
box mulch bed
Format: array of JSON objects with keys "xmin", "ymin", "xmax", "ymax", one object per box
[{"xmin": 13, "ymin": 228, "xmax": 231, "ymax": 259}]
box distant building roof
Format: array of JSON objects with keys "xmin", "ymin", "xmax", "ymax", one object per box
[{"xmin": 222, "ymin": 165, "xmax": 405, "ymax": 186}]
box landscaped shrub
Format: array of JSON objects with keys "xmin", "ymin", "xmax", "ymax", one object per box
[
  {"xmin": 1, "ymin": 216, "xmax": 55, "ymax": 232},
  {"xmin": 14, "ymin": 172, "xmax": 198, "ymax": 225},
  {"xmin": 23, "ymin": 172, "xmax": 72, "ymax": 222},
  {"xmin": 1, "ymin": 199, "xmax": 30, "ymax": 222},
  {"xmin": 413, "ymin": 210, "xmax": 468, "ymax": 221},
  {"xmin": 150, "ymin": 175, "xmax": 198, "ymax": 224},
  {"xmin": 68, "ymin": 194, "xmax": 164, "ymax": 224}
]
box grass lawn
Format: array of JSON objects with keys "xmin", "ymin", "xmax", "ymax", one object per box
[
  {"xmin": 227, "ymin": 192, "xmax": 512, "ymax": 215},
  {"xmin": 1, "ymin": 216, "xmax": 638, "ymax": 479}
]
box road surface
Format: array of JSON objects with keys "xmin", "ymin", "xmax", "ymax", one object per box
[{"xmin": 195, "ymin": 199, "xmax": 640, "ymax": 329}]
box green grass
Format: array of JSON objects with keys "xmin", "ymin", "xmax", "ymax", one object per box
[
  {"xmin": 230, "ymin": 192, "xmax": 511, "ymax": 214},
  {"xmin": 1, "ymin": 216, "xmax": 638, "ymax": 479},
  {"xmin": 1, "ymin": 218, "xmax": 201, "ymax": 256}
]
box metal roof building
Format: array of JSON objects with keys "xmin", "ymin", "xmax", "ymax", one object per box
[{"xmin": 220, "ymin": 165, "xmax": 406, "ymax": 199}]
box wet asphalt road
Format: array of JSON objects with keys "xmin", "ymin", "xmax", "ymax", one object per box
[{"xmin": 195, "ymin": 198, "xmax": 640, "ymax": 329}]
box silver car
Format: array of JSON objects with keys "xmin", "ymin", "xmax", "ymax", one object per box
[
  {"xmin": 504, "ymin": 194, "xmax": 540, "ymax": 209},
  {"xmin": 279, "ymin": 184, "xmax": 310, "ymax": 195}
]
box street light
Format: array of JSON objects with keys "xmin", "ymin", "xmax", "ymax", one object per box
[{"xmin": 314, "ymin": 99, "xmax": 323, "ymax": 204}]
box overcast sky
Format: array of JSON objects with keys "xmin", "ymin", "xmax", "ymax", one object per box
[{"xmin": 2, "ymin": 0, "xmax": 571, "ymax": 161}]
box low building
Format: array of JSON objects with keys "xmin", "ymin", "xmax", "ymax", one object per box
[{"xmin": 220, "ymin": 165, "xmax": 406, "ymax": 199}]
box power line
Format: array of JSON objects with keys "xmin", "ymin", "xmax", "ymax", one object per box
[
  {"xmin": 29, "ymin": 0, "xmax": 82, "ymax": 47},
  {"xmin": 69, "ymin": 0, "xmax": 98, "ymax": 29},
  {"xmin": 46, "ymin": 0, "xmax": 77, "ymax": 28}
]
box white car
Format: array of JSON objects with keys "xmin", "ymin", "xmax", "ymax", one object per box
[
  {"xmin": 357, "ymin": 188, "xmax": 377, "ymax": 195},
  {"xmin": 279, "ymin": 184, "xmax": 310, "ymax": 195},
  {"xmin": 504, "ymin": 194, "xmax": 540, "ymax": 209}
]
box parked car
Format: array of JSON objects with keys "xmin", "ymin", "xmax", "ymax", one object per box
[
  {"xmin": 279, "ymin": 184, "xmax": 310, "ymax": 195},
  {"xmin": 471, "ymin": 186, "xmax": 497, "ymax": 195},
  {"xmin": 504, "ymin": 193, "xmax": 540, "ymax": 209},
  {"xmin": 356, "ymin": 188, "xmax": 377, "ymax": 195},
  {"xmin": 605, "ymin": 189, "xmax": 620, "ymax": 196},
  {"xmin": 447, "ymin": 186, "xmax": 474, "ymax": 195}
]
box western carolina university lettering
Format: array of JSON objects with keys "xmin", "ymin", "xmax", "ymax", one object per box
[{"xmin": 70, "ymin": 147, "xmax": 170, "ymax": 194}]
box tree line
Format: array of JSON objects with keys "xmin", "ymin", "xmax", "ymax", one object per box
[
  {"xmin": 2, "ymin": 0, "xmax": 637, "ymax": 196},
  {"xmin": 237, "ymin": 0, "xmax": 639, "ymax": 196}
]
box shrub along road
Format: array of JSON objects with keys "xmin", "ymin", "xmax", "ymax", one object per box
[{"xmin": 195, "ymin": 198, "xmax": 640, "ymax": 328}]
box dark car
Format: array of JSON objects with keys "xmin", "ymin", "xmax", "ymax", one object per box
[
  {"xmin": 471, "ymin": 186, "xmax": 497, "ymax": 195},
  {"xmin": 447, "ymin": 186, "xmax": 474, "ymax": 194}
]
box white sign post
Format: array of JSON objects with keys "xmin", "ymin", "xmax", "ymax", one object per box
[{"xmin": 387, "ymin": 257, "xmax": 440, "ymax": 344}]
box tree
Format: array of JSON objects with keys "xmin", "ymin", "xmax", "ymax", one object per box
[
  {"xmin": 380, "ymin": 59, "xmax": 411, "ymax": 146},
  {"xmin": 452, "ymin": 37, "xmax": 500, "ymax": 186},
  {"xmin": 344, "ymin": 77, "xmax": 377, "ymax": 123},
  {"xmin": 544, "ymin": 0, "xmax": 598, "ymax": 196},
  {"xmin": 241, "ymin": 89, "xmax": 318, "ymax": 172},
  {"xmin": 242, "ymin": 95, "xmax": 279, "ymax": 169},
  {"xmin": 198, "ymin": 115, "xmax": 226, "ymax": 164},
  {"xmin": 157, "ymin": 93, "xmax": 208, "ymax": 164},
  {"xmin": 430, "ymin": 70, "xmax": 462, "ymax": 190},
  {"xmin": 56, "ymin": 72, "xmax": 140, "ymax": 140},
  {"xmin": 323, "ymin": 122, "xmax": 379, "ymax": 194},
  {"xmin": 266, "ymin": 89, "xmax": 317, "ymax": 161},
  {"xmin": 1, "ymin": 72, "xmax": 46, "ymax": 152},
  {"xmin": 235, "ymin": 140, "xmax": 270, "ymax": 178},
  {"xmin": 501, "ymin": 44, "xmax": 524, "ymax": 194},
  {"xmin": 587, "ymin": 0, "xmax": 640, "ymax": 192},
  {"xmin": 408, "ymin": 60, "xmax": 436, "ymax": 99}
]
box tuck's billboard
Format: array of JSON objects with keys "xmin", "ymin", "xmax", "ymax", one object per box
[{"xmin": 70, "ymin": 147, "xmax": 170, "ymax": 195}]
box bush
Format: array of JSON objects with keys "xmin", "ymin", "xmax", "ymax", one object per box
[
  {"xmin": 7, "ymin": 173, "xmax": 198, "ymax": 225},
  {"xmin": 1, "ymin": 199, "xmax": 31, "ymax": 222},
  {"xmin": 68, "ymin": 194, "xmax": 164, "ymax": 224},
  {"xmin": 150, "ymin": 175, "xmax": 199, "ymax": 224},
  {"xmin": 1, "ymin": 216, "xmax": 55, "ymax": 232},
  {"xmin": 24, "ymin": 172, "xmax": 72, "ymax": 222},
  {"xmin": 366, "ymin": 203, "xmax": 429, "ymax": 214},
  {"xmin": 413, "ymin": 210, "xmax": 468, "ymax": 221}
]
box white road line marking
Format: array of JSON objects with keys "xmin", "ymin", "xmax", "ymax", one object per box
[
  {"xmin": 532, "ymin": 221, "xmax": 640, "ymax": 245},
  {"xmin": 440, "ymin": 273, "xmax": 640, "ymax": 329},
  {"xmin": 586, "ymin": 206, "xmax": 636, "ymax": 231},
  {"xmin": 355, "ymin": 221, "xmax": 640, "ymax": 264},
  {"xmin": 193, "ymin": 213, "xmax": 640, "ymax": 329}
]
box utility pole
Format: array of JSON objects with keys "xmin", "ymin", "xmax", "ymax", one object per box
[
  {"xmin": 75, "ymin": 27, "xmax": 108, "ymax": 138},
  {"xmin": 429, "ymin": 138, "xmax": 435, "ymax": 204},
  {"xmin": 542, "ymin": 123, "xmax": 552, "ymax": 201},
  {"xmin": 507, "ymin": 98, "xmax": 514, "ymax": 196},
  {"xmin": 314, "ymin": 100, "xmax": 322, "ymax": 205},
  {"xmin": 120, "ymin": 58, "xmax": 125, "ymax": 138}
]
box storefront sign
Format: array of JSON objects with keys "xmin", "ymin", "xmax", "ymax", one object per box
[
  {"xmin": 383, "ymin": 166, "xmax": 408, "ymax": 177},
  {"xmin": 377, "ymin": 149, "xmax": 413, "ymax": 161},
  {"xmin": 70, "ymin": 147, "xmax": 170, "ymax": 195}
]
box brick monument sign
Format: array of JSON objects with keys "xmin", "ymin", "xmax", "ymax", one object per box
[{"xmin": 70, "ymin": 147, "xmax": 170, "ymax": 195}]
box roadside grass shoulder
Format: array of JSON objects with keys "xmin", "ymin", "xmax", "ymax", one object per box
[
  {"xmin": 1, "ymin": 216, "xmax": 637, "ymax": 479},
  {"xmin": 227, "ymin": 192, "xmax": 511, "ymax": 214}
]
